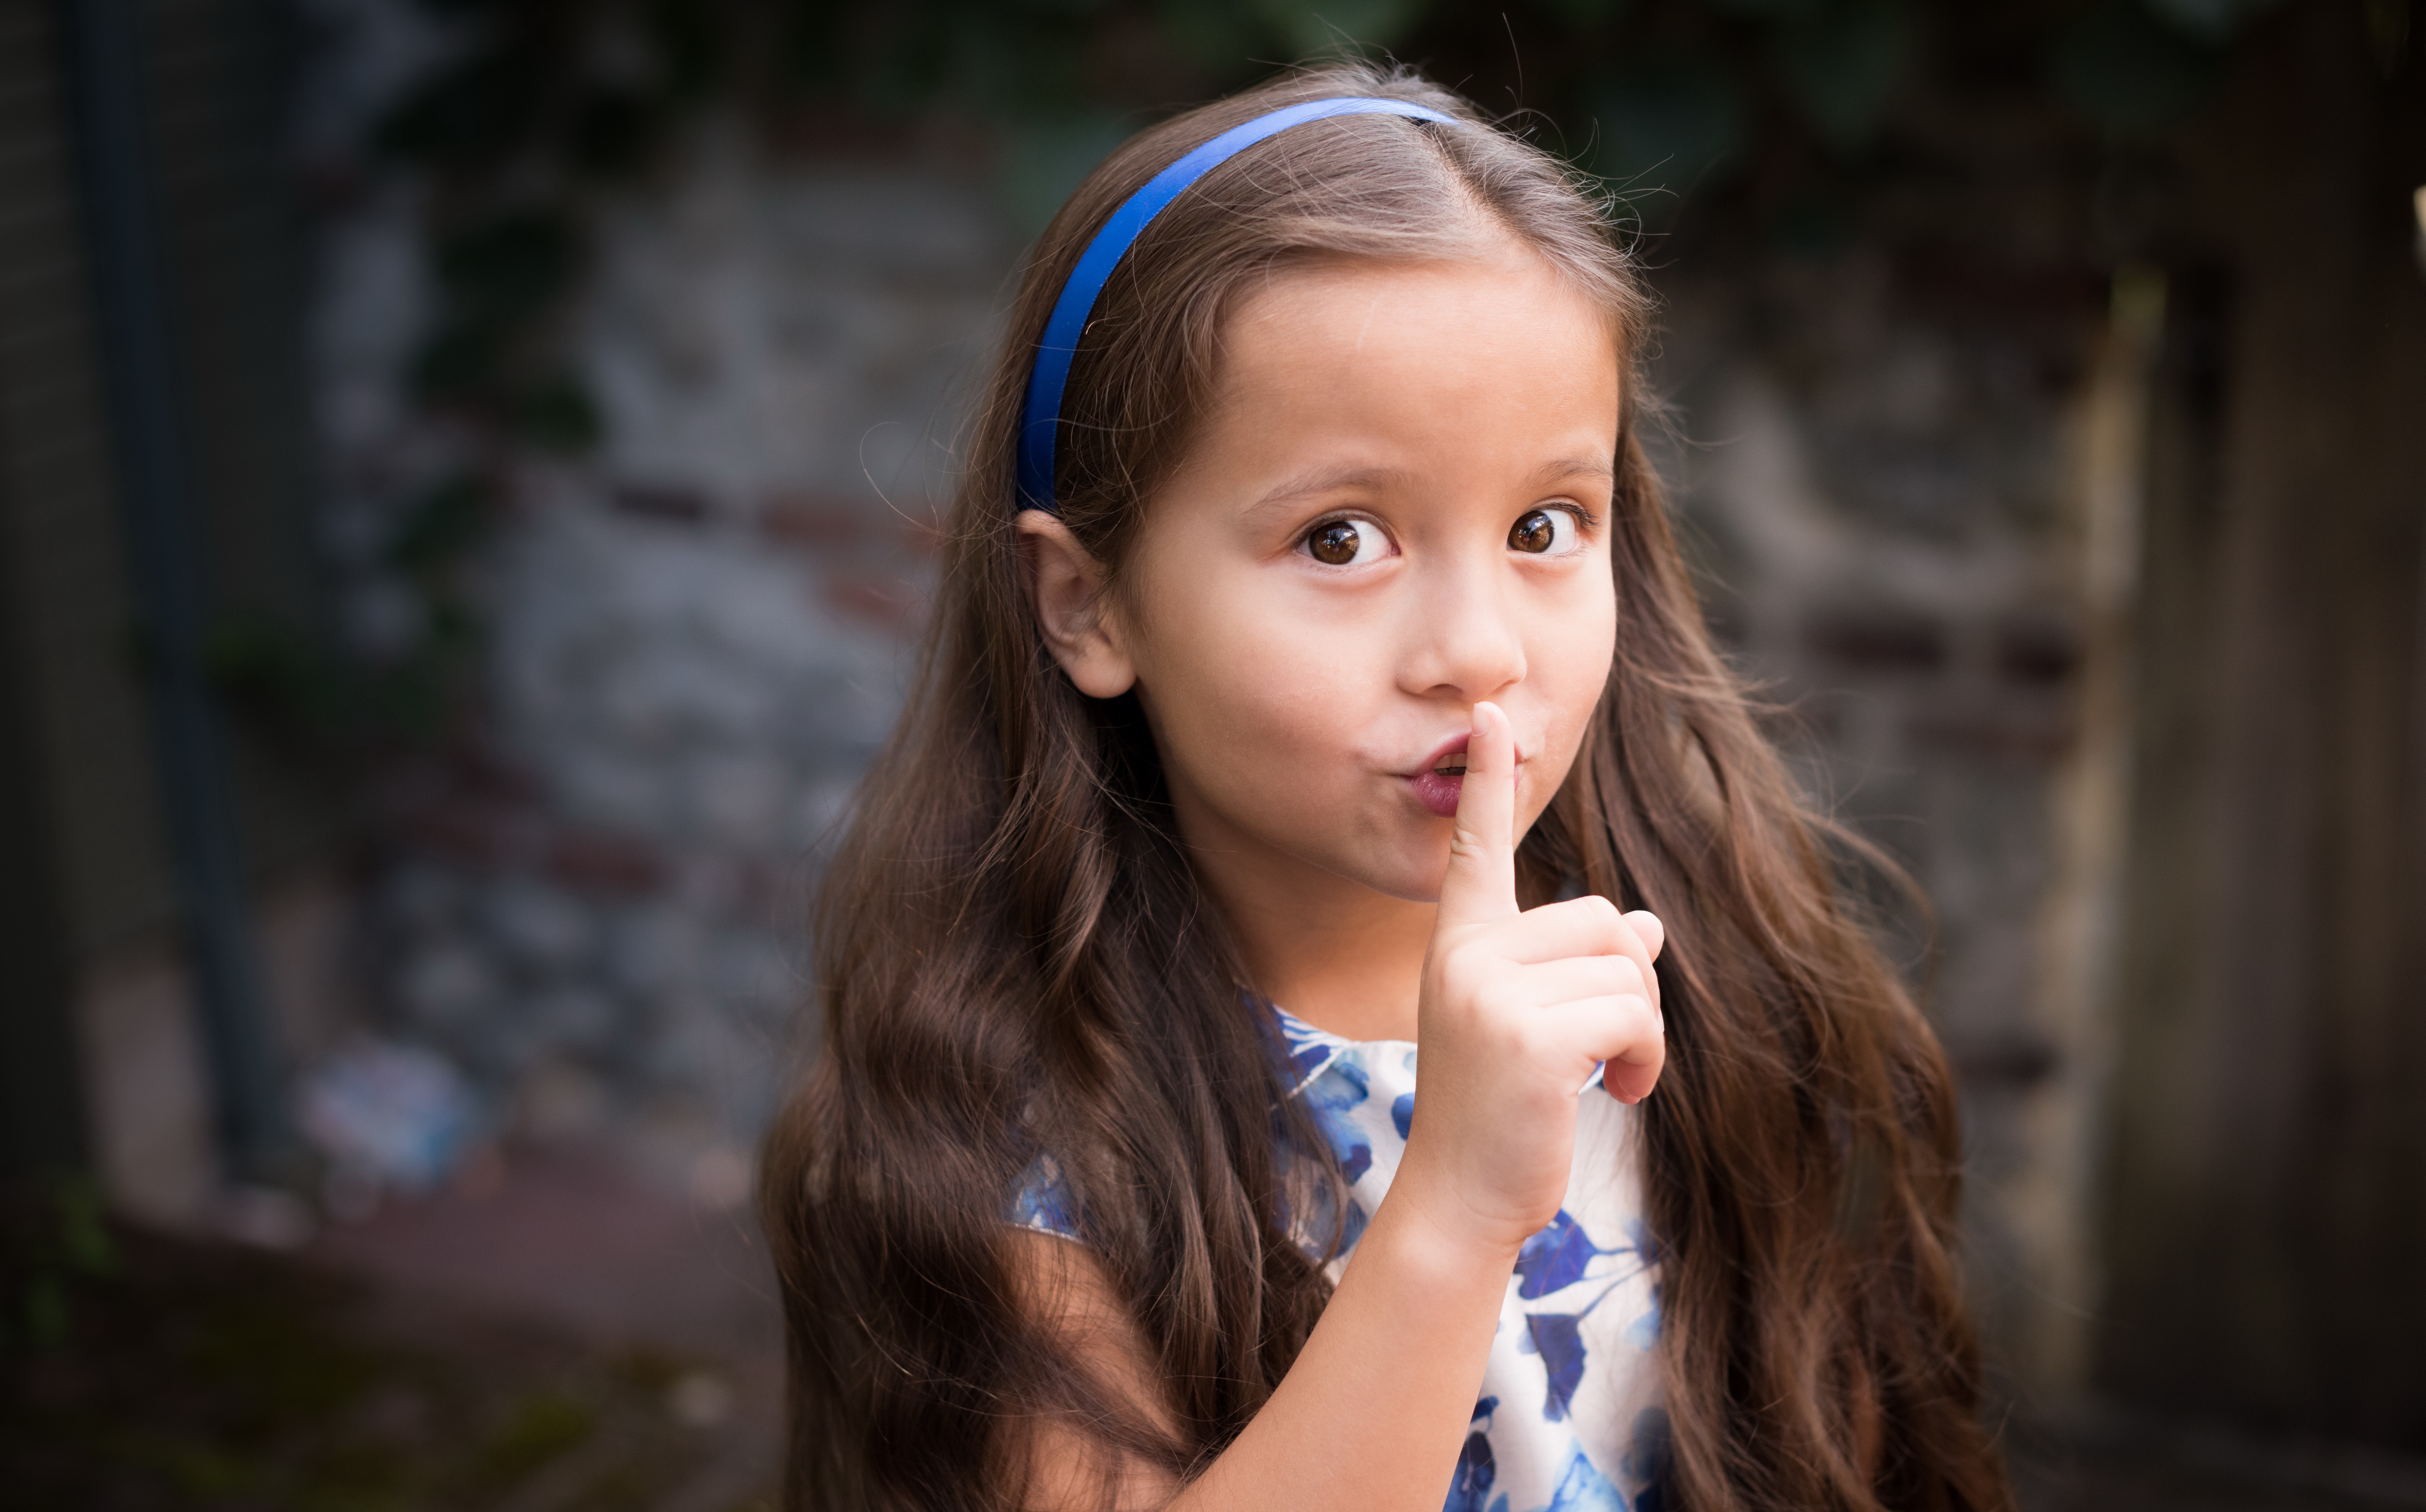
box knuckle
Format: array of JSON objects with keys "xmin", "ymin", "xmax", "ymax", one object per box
[
  {"xmin": 1568, "ymin": 894, "xmax": 1622, "ymax": 934},
  {"xmin": 1440, "ymin": 939, "xmax": 1488, "ymax": 980},
  {"xmin": 1482, "ymin": 984, "xmax": 1531, "ymax": 1025}
]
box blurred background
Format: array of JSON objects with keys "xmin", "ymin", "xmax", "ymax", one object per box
[{"xmin": 0, "ymin": 0, "xmax": 2420, "ymax": 1507}]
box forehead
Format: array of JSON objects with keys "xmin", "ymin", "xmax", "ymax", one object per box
[{"xmin": 1208, "ymin": 252, "xmax": 1623, "ymax": 450}]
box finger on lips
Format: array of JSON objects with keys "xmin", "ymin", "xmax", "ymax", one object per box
[
  {"xmin": 1429, "ymin": 699, "xmax": 1669, "ymax": 1106},
  {"xmin": 1437, "ymin": 700, "xmax": 1521, "ymax": 929}
]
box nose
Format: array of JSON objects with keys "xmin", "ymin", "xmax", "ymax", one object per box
[{"xmin": 1399, "ymin": 547, "xmax": 1527, "ymax": 703}]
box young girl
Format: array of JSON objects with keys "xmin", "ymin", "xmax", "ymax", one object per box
[{"xmin": 761, "ymin": 61, "xmax": 2012, "ymax": 1512}]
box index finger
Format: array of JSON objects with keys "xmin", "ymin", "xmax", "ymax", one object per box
[{"xmin": 1436, "ymin": 700, "xmax": 1519, "ymax": 929}]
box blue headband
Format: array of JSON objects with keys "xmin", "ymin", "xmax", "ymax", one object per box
[{"xmin": 1014, "ymin": 96, "xmax": 1458, "ymax": 513}]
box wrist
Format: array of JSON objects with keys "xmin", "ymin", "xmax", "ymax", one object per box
[{"xmin": 1366, "ymin": 1160, "xmax": 1527, "ymax": 1280}]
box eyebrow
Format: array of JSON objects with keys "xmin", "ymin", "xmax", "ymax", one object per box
[
  {"xmin": 1532, "ymin": 456, "xmax": 1616, "ymax": 489},
  {"xmin": 1247, "ymin": 454, "xmax": 1615, "ymax": 515},
  {"xmin": 1248, "ymin": 463, "xmax": 1415, "ymax": 514}
]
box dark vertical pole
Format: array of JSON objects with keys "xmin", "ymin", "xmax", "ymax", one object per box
[
  {"xmin": 0, "ymin": 490, "xmax": 88, "ymax": 1182},
  {"xmin": 57, "ymin": 0, "xmax": 290, "ymax": 1183}
]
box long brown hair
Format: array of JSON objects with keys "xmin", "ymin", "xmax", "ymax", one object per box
[{"xmin": 760, "ymin": 60, "xmax": 2013, "ymax": 1512}]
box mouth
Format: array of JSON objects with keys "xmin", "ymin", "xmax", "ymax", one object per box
[{"xmin": 1403, "ymin": 732, "xmax": 1495, "ymax": 819}]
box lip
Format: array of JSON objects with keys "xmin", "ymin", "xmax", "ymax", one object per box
[{"xmin": 1400, "ymin": 728, "xmax": 1525, "ymax": 820}]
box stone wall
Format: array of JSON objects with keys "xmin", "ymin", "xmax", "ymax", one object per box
[{"xmin": 304, "ymin": 0, "xmax": 1008, "ymax": 1194}]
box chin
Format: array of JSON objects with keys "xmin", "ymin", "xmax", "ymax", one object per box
[{"xmin": 1336, "ymin": 848, "xmax": 1450, "ymax": 905}]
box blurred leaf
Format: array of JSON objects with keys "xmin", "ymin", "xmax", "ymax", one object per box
[
  {"xmin": 1769, "ymin": 190, "xmax": 1856, "ymax": 261},
  {"xmin": 1250, "ymin": 0, "xmax": 1434, "ymax": 59},
  {"xmin": 410, "ymin": 317, "xmax": 509, "ymax": 403},
  {"xmin": 387, "ymin": 475, "xmax": 498, "ymax": 575},
  {"xmin": 571, "ymin": 86, "xmax": 668, "ymax": 179},
  {"xmin": 24, "ymin": 1271, "xmax": 67, "ymax": 1350},
  {"xmin": 436, "ymin": 212, "xmax": 581, "ymax": 327},
  {"xmin": 414, "ymin": 212, "xmax": 583, "ymax": 403},
  {"xmin": 1000, "ymin": 111, "xmax": 1136, "ymax": 235},
  {"xmin": 2363, "ymin": 0, "xmax": 2412, "ymax": 76},
  {"xmin": 513, "ymin": 377, "xmax": 604, "ymax": 452},
  {"xmin": 643, "ymin": 0, "xmax": 722, "ymax": 99},
  {"xmin": 1155, "ymin": 0, "xmax": 1274, "ymax": 72},
  {"xmin": 1583, "ymin": 55, "xmax": 1748, "ymax": 213},
  {"xmin": 374, "ymin": 48, "xmax": 548, "ymax": 170},
  {"xmin": 839, "ymin": 6, "xmax": 1009, "ymax": 117},
  {"xmin": 54, "ymin": 1180, "xmax": 116, "ymax": 1277},
  {"xmin": 2049, "ymin": 0, "xmax": 2223, "ymax": 136},
  {"xmin": 1771, "ymin": 0, "xmax": 1914, "ymax": 153},
  {"xmin": 2139, "ymin": 0, "xmax": 2286, "ymax": 43},
  {"xmin": 473, "ymin": 1391, "xmax": 596, "ymax": 1491},
  {"xmin": 777, "ymin": 3, "xmax": 852, "ymax": 97},
  {"xmin": 203, "ymin": 617, "xmax": 354, "ymax": 751},
  {"xmin": 1536, "ymin": 0, "xmax": 1634, "ymax": 27}
]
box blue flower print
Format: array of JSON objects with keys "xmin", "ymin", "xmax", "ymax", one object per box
[
  {"xmin": 1514, "ymin": 1210, "xmax": 1627, "ymax": 1300},
  {"xmin": 1303, "ymin": 1057, "xmax": 1374, "ymax": 1187},
  {"xmin": 1290, "ymin": 1155, "xmax": 1370, "ymax": 1258},
  {"xmin": 1519, "ymin": 1312, "xmax": 1588, "ymax": 1423},
  {"xmin": 1619, "ymin": 1407, "xmax": 1671, "ymax": 1509},
  {"xmin": 1306, "ymin": 1055, "xmax": 1371, "ymax": 1115},
  {"xmin": 1392, "ymin": 1090, "xmax": 1416, "ymax": 1141},
  {"xmin": 1009, "ymin": 1153, "xmax": 1080, "ymax": 1238},
  {"xmin": 1444, "ymin": 1396, "xmax": 1504, "ymax": 1512},
  {"xmin": 1269, "ymin": 1002, "xmax": 1344, "ymax": 1088},
  {"xmin": 1288, "ymin": 1036, "xmax": 1334, "ymax": 1083},
  {"xmin": 1625, "ymin": 1283, "xmax": 1660, "ymax": 1350},
  {"xmin": 1536, "ymin": 1442, "xmax": 1627, "ymax": 1512}
]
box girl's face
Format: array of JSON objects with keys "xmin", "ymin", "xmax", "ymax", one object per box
[{"xmin": 1035, "ymin": 248, "xmax": 1621, "ymax": 906}]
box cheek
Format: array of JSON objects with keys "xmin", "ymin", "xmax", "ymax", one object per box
[
  {"xmin": 1529, "ymin": 579, "xmax": 1619, "ymax": 776},
  {"xmin": 1148, "ymin": 598, "xmax": 1377, "ymax": 782}
]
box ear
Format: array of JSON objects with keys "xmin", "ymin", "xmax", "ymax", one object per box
[{"xmin": 1016, "ymin": 509, "xmax": 1138, "ymax": 699}]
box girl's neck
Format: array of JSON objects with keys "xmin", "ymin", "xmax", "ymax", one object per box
[{"xmin": 1187, "ymin": 840, "xmax": 1435, "ymax": 1044}]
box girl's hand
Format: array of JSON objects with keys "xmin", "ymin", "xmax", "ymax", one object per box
[{"xmin": 1395, "ymin": 701, "xmax": 1667, "ymax": 1258}]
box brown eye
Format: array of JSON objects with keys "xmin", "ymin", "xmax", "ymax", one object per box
[
  {"xmin": 1510, "ymin": 509, "xmax": 1557, "ymax": 553},
  {"xmin": 1309, "ymin": 520, "xmax": 1363, "ymax": 566}
]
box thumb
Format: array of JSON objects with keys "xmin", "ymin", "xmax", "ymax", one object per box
[{"xmin": 1436, "ymin": 701, "xmax": 1519, "ymax": 928}]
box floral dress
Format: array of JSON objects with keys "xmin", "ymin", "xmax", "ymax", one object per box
[{"xmin": 1014, "ymin": 1003, "xmax": 1670, "ymax": 1512}]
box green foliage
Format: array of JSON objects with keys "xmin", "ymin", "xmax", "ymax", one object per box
[
  {"xmin": 1, "ymin": 1178, "xmax": 115, "ymax": 1355},
  {"xmin": 472, "ymin": 1391, "xmax": 598, "ymax": 1489},
  {"xmin": 1536, "ymin": 0, "xmax": 1634, "ymax": 27},
  {"xmin": 1001, "ymin": 111, "xmax": 1137, "ymax": 233},
  {"xmin": 1584, "ymin": 52, "xmax": 1747, "ymax": 215},
  {"xmin": 2142, "ymin": 0, "xmax": 2289, "ymax": 43},
  {"xmin": 1768, "ymin": 0, "xmax": 1913, "ymax": 153},
  {"xmin": 202, "ymin": 465, "xmax": 499, "ymax": 757},
  {"xmin": 1251, "ymin": 0, "xmax": 1436, "ymax": 58},
  {"xmin": 2049, "ymin": 0, "xmax": 2228, "ymax": 136},
  {"xmin": 386, "ymin": 474, "xmax": 499, "ymax": 576}
]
